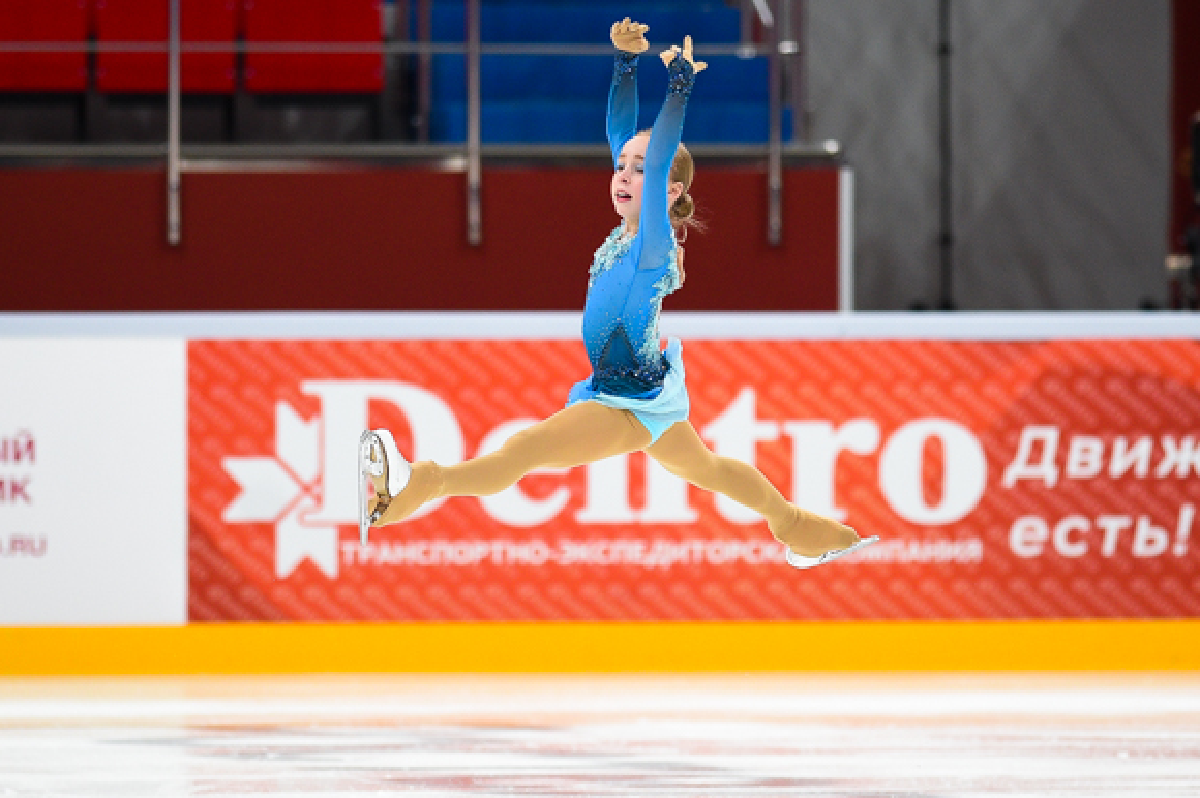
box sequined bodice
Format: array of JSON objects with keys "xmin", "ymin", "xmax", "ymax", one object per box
[
  {"xmin": 582, "ymin": 227, "xmax": 682, "ymax": 395},
  {"xmin": 579, "ymin": 50, "xmax": 693, "ymax": 398}
]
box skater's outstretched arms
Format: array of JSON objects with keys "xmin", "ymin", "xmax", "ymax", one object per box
[
  {"xmin": 607, "ymin": 18, "xmax": 646, "ymax": 165},
  {"xmin": 638, "ymin": 36, "xmax": 704, "ymax": 271}
]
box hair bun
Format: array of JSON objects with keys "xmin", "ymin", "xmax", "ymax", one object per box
[{"xmin": 672, "ymin": 192, "xmax": 695, "ymax": 222}]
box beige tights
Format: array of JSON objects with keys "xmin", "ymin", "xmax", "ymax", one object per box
[{"xmin": 370, "ymin": 400, "xmax": 858, "ymax": 557}]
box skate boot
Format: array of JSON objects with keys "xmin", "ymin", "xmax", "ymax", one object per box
[
  {"xmin": 785, "ymin": 535, "xmax": 880, "ymax": 569},
  {"xmin": 358, "ymin": 429, "xmax": 411, "ymax": 546}
]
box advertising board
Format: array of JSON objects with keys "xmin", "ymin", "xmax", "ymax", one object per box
[
  {"xmin": 185, "ymin": 327, "xmax": 1200, "ymax": 621},
  {"xmin": 0, "ymin": 338, "xmax": 186, "ymax": 625}
]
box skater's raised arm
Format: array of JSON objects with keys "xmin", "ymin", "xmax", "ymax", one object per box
[
  {"xmin": 607, "ymin": 18, "xmax": 647, "ymax": 166},
  {"xmin": 638, "ymin": 37, "xmax": 705, "ymax": 271}
]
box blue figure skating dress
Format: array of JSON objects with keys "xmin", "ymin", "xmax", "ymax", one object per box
[{"xmin": 565, "ymin": 49, "xmax": 696, "ymax": 444}]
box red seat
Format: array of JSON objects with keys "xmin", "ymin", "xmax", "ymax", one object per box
[
  {"xmin": 95, "ymin": 0, "xmax": 237, "ymax": 93},
  {"xmin": 0, "ymin": 0, "xmax": 88, "ymax": 92},
  {"xmin": 244, "ymin": 0, "xmax": 383, "ymax": 93}
]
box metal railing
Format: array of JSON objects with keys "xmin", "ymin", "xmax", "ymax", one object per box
[{"xmin": 0, "ymin": 0, "xmax": 834, "ymax": 247}]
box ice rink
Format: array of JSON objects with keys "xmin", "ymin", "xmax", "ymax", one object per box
[{"xmin": 2, "ymin": 674, "xmax": 1199, "ymax": 797}]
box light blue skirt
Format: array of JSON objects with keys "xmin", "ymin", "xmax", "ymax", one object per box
[{"xmin": 565, "ymin": 336, "xmax": 690, "ymax": 444}]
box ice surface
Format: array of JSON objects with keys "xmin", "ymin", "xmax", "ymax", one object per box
[{"xmin": 1, "ymin": 674, "xmax": 1198, "ymax": 796}]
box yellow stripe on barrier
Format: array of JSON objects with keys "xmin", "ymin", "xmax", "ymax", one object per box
[{"xmin": 2, "ymin": 620, "xmax": 1198, "ymax": 674}]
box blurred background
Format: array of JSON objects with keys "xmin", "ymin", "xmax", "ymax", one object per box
[{"xmin": 2, "ymin": 0, "xmax": 1197, "ymax": 312}]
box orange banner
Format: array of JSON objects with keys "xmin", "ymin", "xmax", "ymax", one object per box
[{"xmin": 188, "ymin": 338, "xmax": 1200, "ymax": 621}]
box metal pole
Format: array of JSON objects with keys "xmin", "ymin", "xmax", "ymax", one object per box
[
  {"xmin": 779, "ymin": 0, "xmax": 797, "ymax": 55},
  {"xmin": 937, "ymin": 0, "xmax": 954, "ymax": 309},
  {"xmin": 767, "ymin": 0, "xmax": 783, "ymax": 246},
  {"xmin": 838, "ymin": 167, "xmax": 854, "ymax": 312},
  {"xmin": 466, "ymin": 0, "xmax": 482, "ymax": 246},
  {"xmin": 750, "ymin": 0, "xmax": 775, "ymax": 27},
  {"xmin": 739, "ymin": 0, "xmax": 753, "ymax": 56},
  {"xmin": 777, "ymin": 0, "xmax": 801, "ymax": 143},
  {"xmin": 379, "ymin": 0, "xmax": 400, "ymax": 140},
  {"xmin": 167, "ymin": 0, "xmax": 181, "ymax": 246},
  {"xmin": 395, "ymin": 0, "xmax": 410, "ymax": 40},
  {"xmin": 788, "ymin": 0, "xmax": 806, "ymax": 141},
  {"xmin": 416, "ymin": 0, "xmax": 431, "ymax": 141}
]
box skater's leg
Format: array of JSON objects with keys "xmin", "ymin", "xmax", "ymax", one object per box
[
  {"xmin": 441, "ymin": 400, "xmax": 651, "ymax": 495},
  {"xmin": 373, "ymin": 401, "xmax": 652, "ymax": 526},
  {"xmin": 644, "ymin": 421, "xmax": 859, "ymax": 557}
]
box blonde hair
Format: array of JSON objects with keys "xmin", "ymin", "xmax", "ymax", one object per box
[{"xmin": 635, "ymin": 129, "xmax": 704, "ymax": 239}]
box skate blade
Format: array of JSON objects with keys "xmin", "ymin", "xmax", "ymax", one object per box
[
  {"xmin": 358, "ymin": 430, "xmax": 374, "ymax": 547},
  {"xmin": 785, "ymin": 535, "xmax": 880, "ymax": 569}
]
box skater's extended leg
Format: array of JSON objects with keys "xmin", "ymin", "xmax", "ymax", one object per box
[
  {"xmin": 645, "ymin": 420, "xmax": 859, "ymax": 557},
  {"xmin": 441, "ymin": 400, "xmax": 652, "ymax": 495},
  {"xmin": 372, "ymin": 401, "xmax": 651, "ymax": 526}
]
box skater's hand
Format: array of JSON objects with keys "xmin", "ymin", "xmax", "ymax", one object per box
[
  {"xmin": 610, "ymin": 17, "xmax": 649, "ymax": 54},
  {"xmin": 660, "ymin": 35, "xmax": 707, "ymax": 73}
]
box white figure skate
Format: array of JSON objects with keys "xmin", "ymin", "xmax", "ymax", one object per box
[
  {"xmin": 785, "ymin": 535, "xmax": 880, "ymax": 569},
  {"xmin": 358, "ymin": 429, "xmax": 412, "ymax": 546}
]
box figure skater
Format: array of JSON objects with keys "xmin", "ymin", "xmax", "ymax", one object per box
[{"xmin": 359, "ymin": 19, "xmax": 877, "ymax": 569}]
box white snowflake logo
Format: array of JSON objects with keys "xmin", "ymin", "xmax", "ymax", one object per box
[{"xmin": 221, "ymin": 402, "xmax": 340, "ymax": 579}]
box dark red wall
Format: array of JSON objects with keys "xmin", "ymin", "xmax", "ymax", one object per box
[{"xmin": 0, "ymin": 165, "xmax": 839, "ymax": 311}]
